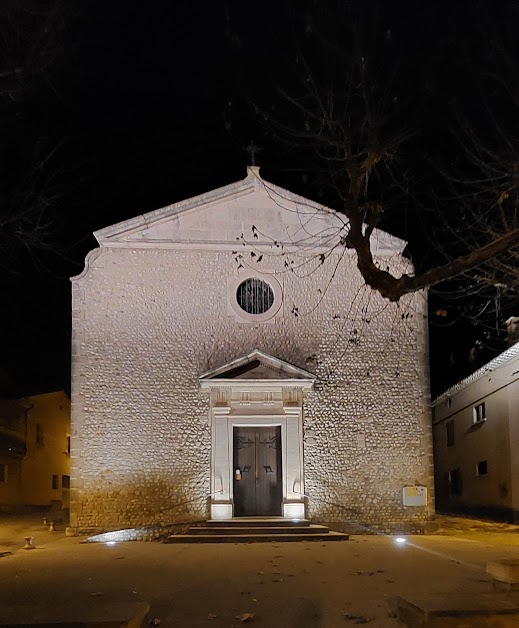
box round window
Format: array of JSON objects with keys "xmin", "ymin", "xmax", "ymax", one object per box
[{"xmin": 236, "ymin": 278, "xmax": 274, "ymax": 315}]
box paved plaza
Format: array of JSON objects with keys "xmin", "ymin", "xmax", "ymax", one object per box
[{"xmin": 1, "ymin": 515, "xmax": 519, "ymax": 626}]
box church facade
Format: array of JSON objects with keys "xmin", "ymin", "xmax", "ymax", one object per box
[{"xmin": 70, "ymin": 168, "xmax": 433, "ymax": 534}]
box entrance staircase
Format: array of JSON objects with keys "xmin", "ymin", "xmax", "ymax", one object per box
[{"xmin": 166, "ymin": 517, "xmax": 349, "ymax": 543}]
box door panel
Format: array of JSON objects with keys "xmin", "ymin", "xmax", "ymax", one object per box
[{"xmin": 233, "ymin": 426, "xmax": 282, "ymax": 516}]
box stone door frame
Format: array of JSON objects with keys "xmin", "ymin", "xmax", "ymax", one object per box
[{"xmin": 200, "ymin": 379, "xmax": 313, "ymax": 520}]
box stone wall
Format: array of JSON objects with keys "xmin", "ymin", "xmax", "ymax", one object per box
[{"xmin": 70, "ymin": 245, "xmax": 433, "ymax": 533}]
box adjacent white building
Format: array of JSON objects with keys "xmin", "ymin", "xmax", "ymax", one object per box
[
  {"xmin": 432, "ymin": 341, "xmax": 519, "ymax": 521},
  {"xmin": 70, "ymin": 167, "xmax": 433, "ymax": 534}
]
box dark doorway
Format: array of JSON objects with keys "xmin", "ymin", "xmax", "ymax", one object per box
[{"xmin": 233, "ymin": 426, "xmax": 282, "ymax": 516}]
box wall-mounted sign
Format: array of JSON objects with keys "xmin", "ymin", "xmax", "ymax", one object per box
[{"xmin": 402, "ymin": 486, "xmax": 427, "ymax": 506}]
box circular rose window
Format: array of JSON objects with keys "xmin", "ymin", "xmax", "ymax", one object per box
[{"xmin": 236, "ymin": 278, "xmax": 274, "ymax": 315}]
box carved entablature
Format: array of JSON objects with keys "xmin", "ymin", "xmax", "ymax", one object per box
[{"xmin": 200, "ymin": 350, "xmax": 315, "ymax": 416}]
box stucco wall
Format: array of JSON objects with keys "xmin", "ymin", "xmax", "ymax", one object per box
[
  {"xmin": 0, "ymin": 456, "xmax": 22, "ymax": 507},
  {"xmin": 432, "ymin": 352, "xmax": 519, "ymax": 520},
  {"xmin": 22, "ymin": 391, "xmax": 71, "ymax": 506},
  {"xmin": 0, "ymin": 399, "xmax": 25, "ymax": 506},
  {"xmin": 71, "ymin": 246, "xmax": 433, "ymax": 533},
  {"xmin": 509, "ymin": 379, "xmax": 519, "ymax": 514}
]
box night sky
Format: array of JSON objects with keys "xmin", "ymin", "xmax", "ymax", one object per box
[{"xmin": 1, "ymin": 0, "xmax": 517, "ymax": 397}]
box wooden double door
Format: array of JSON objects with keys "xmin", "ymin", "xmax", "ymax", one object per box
[{"xmin": 233, "ymin": 426, "xmax": 282, "ymax": 517}]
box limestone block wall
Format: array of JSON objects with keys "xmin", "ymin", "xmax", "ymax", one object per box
[{"xmin": 70, "ymin": 245, "xmax": 433, "ymax": 533}]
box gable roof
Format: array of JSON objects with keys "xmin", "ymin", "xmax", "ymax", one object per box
[
  {"xmin": 94, "ymin": 167, "xmax": 407, "ymax": 254},
  {"xmin": 432, "ymin": 341, "xmax": 519, "ymax": 406},
  {"xmin": 199, "ymin": 350, "xmax": 316, "ymax": 387}
]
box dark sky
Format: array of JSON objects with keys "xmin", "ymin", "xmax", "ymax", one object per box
[{"xmin": 1, "ymin": 0, "xmax": 517, "ymax": 397}]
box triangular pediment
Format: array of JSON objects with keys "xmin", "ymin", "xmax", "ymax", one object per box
[
  {"xmin": 199, "ymin": 350, "xmax": 316, "ymax": 383},
  {"xmin": 94, "ymin": 167, "xmax": 406, "ymax": 254}
]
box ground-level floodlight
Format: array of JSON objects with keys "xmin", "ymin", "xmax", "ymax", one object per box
[{"xmin": 23, "ymin": 537, "xmax": 35, "ymax": 550}]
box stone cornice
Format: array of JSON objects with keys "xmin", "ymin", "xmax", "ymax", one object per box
[{"xmin": 200, "ymin": 379, "xmax": 315, "ymax": 390}]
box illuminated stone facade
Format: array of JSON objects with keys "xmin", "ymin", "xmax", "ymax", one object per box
[{"xmin": 70, "ymin": 168, "xmax": 433, "ymax": 533}]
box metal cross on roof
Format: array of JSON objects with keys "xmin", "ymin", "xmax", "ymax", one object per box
[{"xmin": 245, "ymin": 139, "xmax": 262, "ymax": 166}]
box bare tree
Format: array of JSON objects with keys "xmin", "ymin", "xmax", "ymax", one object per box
[
  {"xmin": 233, "ymin": 2, "xmax": 519, "ymax": 309},
  {"xmin": 0, "ymin": 0, "xmax": 73, "ymax": 270}
]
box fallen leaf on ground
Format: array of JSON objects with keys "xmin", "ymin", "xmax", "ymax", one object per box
[
  {"xmin": 236, "ymin": 612, "xmax": 255, "ymax": 623},
  {"xmin": 90, "ymin": 592, "xmax": 104, "ymax": 596},
  {"xmin": 207, "ymin": 613, "xmax": 217, "ymax": 620},
  {"xmin": 342, "ymin": 612, "xmax": 372, "ymax": 623}
]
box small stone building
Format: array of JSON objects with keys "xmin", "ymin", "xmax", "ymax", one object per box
[{"xmin": 70, "ymin": 168, "xmax": 433, "ymax": 533}]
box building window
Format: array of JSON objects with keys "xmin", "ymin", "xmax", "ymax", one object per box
[
  {"xmin": 477, "ymin": 461, "xmax": 488, "ymax": 476},
  {"xmin": 36, "ymin": 423, "xmax": 44, "ymax": 446},
  {"xmin": 236, "ymin": 278, "xmax": 274, "ymax": 315},
  {"xmin": 446, "ymin": 421, "xmax": 455, "ymax": 447},
  {"xmin": 61, "ymin": 475, "xmax": 70, "ymax": 489},
  {"xmin": 449, "ymin": 468, "xmax": 462, "ymax": 496},
  {"xmin": 473, "ymin": 402, "xmax": 486, "ymax": 424},
  {"xmin": 52, "ymin": 474, "xmax": 59, "ymax": 490},
  {"xmin": 0, "ymin": 464, "xmax": 7, "ymax": 483},
  {"xmin": 66, "ymin": 435, "xmax": 71, "ymax": 454}
]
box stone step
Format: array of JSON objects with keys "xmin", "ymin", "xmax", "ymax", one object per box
[
  {"xmin": 487, "ymin": 559, "xmax": 519, "ymax": 591},
  {"xmin": 187, "ymin": 524, "xmax": 330, "ymax": 536},
  {"xmin": 166, "ymin": 531, "xmax": 349, "ymax": 543},
  {"xmin": 205, "ymin": 518, "xmax": 309, "ymax": 527},
  {"xmin": 0, "ymin": 601, "xmax": 150, "ymax": 627},
  {"xmin": 394, "ymin": 593, "xmax": 519, "ymax": 627}
]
